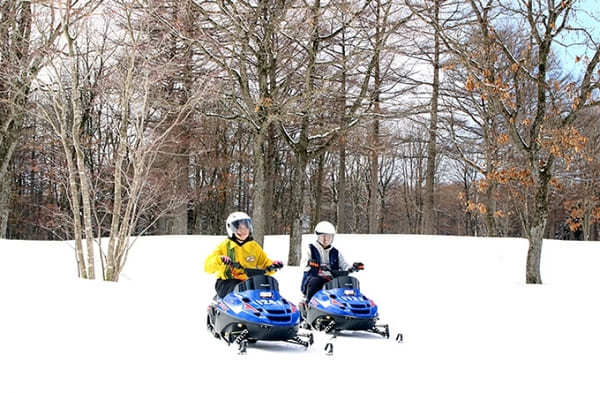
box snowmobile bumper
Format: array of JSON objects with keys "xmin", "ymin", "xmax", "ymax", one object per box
[
  {"xmin": 210, "ymin": 304, "xmax": 299, "ymax": 342},
  {"xmin": 307, "ymin": 307, "xmax": 376, "ymax": 331}
]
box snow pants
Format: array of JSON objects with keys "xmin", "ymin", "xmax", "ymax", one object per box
[
  {"xmin": 215, "ymin": 278, "xmax": 242, "ymax": 298},
  {"xmin": 304, "ymin": 276, "xmax": 328, "ymax": 302}
]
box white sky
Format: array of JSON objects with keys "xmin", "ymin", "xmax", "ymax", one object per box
[{"xmin": 1, "ymin": 234, "xmax": 600, "ymax": 392}]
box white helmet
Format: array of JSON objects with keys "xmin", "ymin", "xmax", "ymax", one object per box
[
  {"xmin": 226, "ymin": 211, "xmax": 253, "ymax": 238},
  {"xmin": 314, "ymin": 221, "xmax": 336, "ymax": 235}
]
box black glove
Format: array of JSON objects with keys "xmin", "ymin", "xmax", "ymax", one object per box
[
  {"xmin": 351, "ymin": 262, "xmax": 364, "ymax": 272},
  {"xmin": 267, "ymin": 261, "xmax": 284, "ymax": 271}
]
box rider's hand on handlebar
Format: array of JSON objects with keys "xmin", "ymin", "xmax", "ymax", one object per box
[
  {"xmin": 318, "ymin": 267, "xmax": 333, "ymax": 281},
  {"xmin": 351, "ymin": 262, "xmax": 364, "ymax": 272},
  {"xmin": 220, "ymin": 255, "xmax": 234, "ymax": 268},
  {"xmin": 268, "ymin": 261, "xmax": 284, "ymax": 271},
  {"xmin": 308, "ymin": 260, "xmax": 319, "ymax": 269}
]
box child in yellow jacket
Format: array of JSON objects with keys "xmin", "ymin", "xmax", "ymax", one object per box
[{"xmin": 204, "ymin": 211, "xmax": 283, "ymax": 297}]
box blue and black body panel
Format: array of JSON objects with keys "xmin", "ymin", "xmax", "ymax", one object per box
[
  {"xmin": 305, "ymin": 275, "xmax": 379, "ymax": 331},
  {"xmin": 209, "ymin": 274, "xmax": 301, "ymax": 342}
]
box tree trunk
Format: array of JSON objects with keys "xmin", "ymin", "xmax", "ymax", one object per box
[
  {"xmin": 264, "ymin": 124, "xmax": 276, "ymax": 235},
  {"xmin": 0, "ymin": 1, "xmax": 32, "ymax": 238},
  {"xmin": 336, "ymin": 27, "xmax": 349, "ymax": 234},
  {"xmin": 106, "ymin": 58, "xmax": 133, "ymax": 281},
  {"xmin": 367, "ymin": 73, "xmax": 380, "ymax": 233},
  {"xmin": 422, "ymin": 0, "xmax": 440, "ymax": 235},
  {"xmin": 582, "ymin": 198, "xmax": 593, "ymax": 241},
  {"xmin": 72, "ymin": 119, "xmax": 95, "ymax": 279},
  {"xmin": 526, "ymin": 223, "xmax": 545, "ymax": 284},
  {"xmin": 0, "ymin": 174, "xmax": 10, "ymax": 238},
  {"xmin": 313, "ymin": 152, "xmax": 324, "ymax": 226},
  {"xmin": 526, "ymin": 169, "xmax": 551, "ymax": 284},
  {"xmin": 379, "ymin": 190, "xmax": 386, "ymax": 233},
  {"xmin": 485, "ymin": 182, "xmax": 498, "ymax": 236},
  {"xmin": 368, "ymin": 147, "xmax": 379, "ymax": 233},
  {"xmin": 337, "ymin": 138, "xmax": 348, "ymax": 233},
  {"xmin": 0, "ymin": 126, "xmax": 18, "ymax": 192},
  {"xmin": 287, "ymin": 151, "xmax": 308, "ymax": 266},
  {"xmin": 367, "ymin": 0, "xmax": 384, "ymax": 235},
  {"xmin": 252, "ymin": 129, "xmax": 267, "ymax": 246},
  {"xmin": 287, "ymin": 3, "xmax": 312, "ymax": 263},
  {"xmin": 0, "ymin": 121, "xmax": 18, "ymax": 239},
  {"xmin": 251, "ymin": 1, "xmax": 273, "ymax": 246},
  {"xmin": 60, "ymin": 137, "xmax": 87, "ymax": 279},
  {"xmin": 67, "ymin": 35, "xmax": 95, "ymax": 280},
  {"xmin": 172, "ymin": 153, "xmax": 189, "ymax": 235}
]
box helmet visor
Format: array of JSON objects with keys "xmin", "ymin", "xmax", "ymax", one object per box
[
  {"xmin": 317, "ymin": 233, "xmax": 334, "ymax": 244},
  {"xmin": 231, "ymin": 218, "xmax": 252, "ymax": 234}
]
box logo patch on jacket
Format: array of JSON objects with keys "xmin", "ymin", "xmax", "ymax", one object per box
[{"xmin": 245, "ymin": 256, "xmax": 256, "ymax": 263}]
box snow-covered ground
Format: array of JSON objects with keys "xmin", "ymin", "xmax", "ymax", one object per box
[{"xmin": 1, "ymin": 234, "xmax": 600, "ymax": 392}]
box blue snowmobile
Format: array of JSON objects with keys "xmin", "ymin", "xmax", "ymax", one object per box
[
  {"xmin": 207, "ymin": 263, "xmax": 313, "ymax": 354},
  {"xmin": 299, "ymin": 268, "xmax": 391, "ymax": 342}
]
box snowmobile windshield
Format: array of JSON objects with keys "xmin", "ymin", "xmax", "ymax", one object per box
[
  {"xmin": 235, "ymin": 275, "xmax": 279, "ymax": 292},
  {"xmin": 324, "ymin": 276, "xmax": 360, "ymax": 290},
  {"xmin": 232, "ymin": 218, "xmax": 253, "ymax": 233}
]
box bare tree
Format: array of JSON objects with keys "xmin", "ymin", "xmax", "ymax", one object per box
[
  {"xmin": 0, "ymin": 1, "xmax": 67, "ymax": 237},
  {"xmin": 176, "ymin": 0, "xmax": 295, "ymax": 246},
  {"xmin": 421, "ymin": 0, "xmax": 600, "ymax": 283},
  {"xmin": 279, "ymin": 0, "xmax": 394, "ymax": 265},
  {"xmin": 35, "ymin": 0, "xmax": 202, "ymax": 280},
  {"xmin": 404, "ymin": 0, "xmax": 461, "ymax": 234},
  {"xmin": 421, "ymin": 0, "xmax": 441, "ymax": 235},
  {"xmin": 366, "ymin": 0, "xmax": 411, "ymax": 233}
]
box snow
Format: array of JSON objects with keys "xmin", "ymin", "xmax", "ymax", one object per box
[{"xmin": 1, "ymin": 234, "xmax": 600, "ymax": 392}]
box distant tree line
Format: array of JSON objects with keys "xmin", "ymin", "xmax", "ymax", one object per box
[{"xmin": 1, "ymin": 0, "xmax": 599, "ymax": 282}]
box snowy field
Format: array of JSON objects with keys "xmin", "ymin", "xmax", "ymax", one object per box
[{"xmin": 1, "ymin": 234, "xmax": 600, "ymax": 393}]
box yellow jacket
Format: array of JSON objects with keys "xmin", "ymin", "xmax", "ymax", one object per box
[{"xmin": 204, "ymin": 237, "xmax": 275, "ymax": 280}]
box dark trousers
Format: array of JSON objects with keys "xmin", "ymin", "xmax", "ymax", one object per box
[
  {"xmin": 304, "ymin": 276, "xmax": 328, "ymax": 302},
  {"xmin": 215, "ymin": 278, "xmax": 242, "ymax": 298}
]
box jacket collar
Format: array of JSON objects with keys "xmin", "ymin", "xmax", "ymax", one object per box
[{"xmin": 229, "ymin": 235, "xmax": 253, "ymax": 246}]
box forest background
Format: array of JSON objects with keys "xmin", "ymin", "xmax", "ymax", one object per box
[{"xmin": 1, "ymin": 0, "xmax": 600, "ymax": 283}]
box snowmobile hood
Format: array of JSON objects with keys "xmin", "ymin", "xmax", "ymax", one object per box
[
  {"xmin": 219, "ymin": 288, "xmax": 301, "ymax": 326},
  {"xmin": 310, "ymin": 287, "xmax": 378, "ymax": 319}
]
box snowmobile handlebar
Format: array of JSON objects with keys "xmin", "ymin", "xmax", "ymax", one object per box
[
  {"xmin": 321, "ymin": 265, "xmax": 362, "ymax": 276},
  {"xmin": 323, "ymin": 269, "xmax": 351, "ymax": 278},
  {"xmin": 231, "ymin": 261, "xmax": 283, "ymax": 277},
  {"xmin": 350, "ymin": 262, "xmax": 365, "ymax": 272}
]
